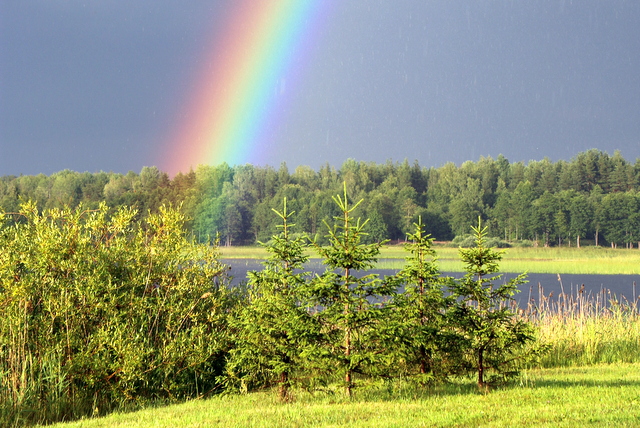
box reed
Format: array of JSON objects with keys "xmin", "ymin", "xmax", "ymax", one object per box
[{"xmin": 525, "ymin": 280, "xmax": 640, "ymax": 367}]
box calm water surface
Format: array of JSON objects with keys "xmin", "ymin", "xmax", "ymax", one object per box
[{"xmin": 222, "ymin": 259, "xmax": 640, "ymax": 306}]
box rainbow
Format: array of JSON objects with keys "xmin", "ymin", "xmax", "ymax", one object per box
[{"xmin": 163, "ymin": 0, "xmax": 332, "ymax": 176}]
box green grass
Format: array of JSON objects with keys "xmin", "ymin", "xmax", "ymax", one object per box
[
  {"xmin": 219, "ymin": 246, "xmax": 272, "ymax": 259},
  {"xmin": 42, "ymin": 364, "xmax": 640, "ymax": 427},
  {"xmin": 221, "ymin": 245, "xmax": 640, "ymax": 274},
  {"xmin": 380, "ymin": 245, "xmax": 640, "ymax": 274}
]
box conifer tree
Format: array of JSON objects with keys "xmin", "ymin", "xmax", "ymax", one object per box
[
  {"xmin": 450, "ymin": 218, "xmax": 536, "ymax": 388},
  {"xmin": 384, "ymin": 217, "xmax": 452, "ymax": 382},
  {"xmin": 226, "ymin": 198, "xmax": 318, "ymax": 401},
  {"xmin": 310, "ymin": 183, "xmax": 393, "ymax": 397}
]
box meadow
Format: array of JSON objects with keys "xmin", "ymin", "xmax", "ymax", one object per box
[
  {"xmin": 221, "ymin": 245, "xmax": 640, "ymax": 275},
  {"xmin": 42, "ymin": 364, "xmax": 640, "ymax": 427}
]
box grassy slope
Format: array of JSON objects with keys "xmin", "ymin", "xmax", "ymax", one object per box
[
  {"xmin": 221, "ymin": 245, "xmax": 640, "ymax": 274},
  {"xmin": 45, "ymin": 364, "xmax": 640, "ymax": 428}
]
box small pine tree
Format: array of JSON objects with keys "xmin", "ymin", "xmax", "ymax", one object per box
[
  {"xmin": 310, "ymin": 183, "xmax": 393, "ymax": 397},
  {"xmin": 384, "ymin": 217, "xmax": 452, "ymax": 382},
  {"xmin": 450, "ymin": 218, "xmax": 536, "ymax": 389},
  {"xmin": 226, "ymin": 198, "xmax": 319, "ymax": 401}
]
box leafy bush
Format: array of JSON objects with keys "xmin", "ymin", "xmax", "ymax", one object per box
[
  {"xmin": 451, "ymin": 234, "xmax": 512, "ymax": 248},
  {"xmin": 0, "ymin": 202, "xmax": 235, "ymax": 426}
]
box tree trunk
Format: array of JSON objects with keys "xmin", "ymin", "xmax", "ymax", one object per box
[
  {"xmin": 577, "ymin": 235, "xmax": 581, "ymax": 248},
  {"xmin": 278, "ymin": 371, "xmax": 289, "ymax": 401},
  {"xmin": 477, "ymin": 348, "xmax": 485, "ymax": 389},
  {"xmin": 344, "ymin": 267, "xmax": 352, "ymax": 398},
  {"xmin": 345, "ymin": 324, "xmax": 352, "ymax": 397},
  {"xmin": 419, "ymin": 344, "xmax": 428, "ymax": 374}
]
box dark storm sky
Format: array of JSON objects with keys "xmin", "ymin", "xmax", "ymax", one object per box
[{"xmin": 2, "ymin": 1, "xmax": 640, "ymax": 176}]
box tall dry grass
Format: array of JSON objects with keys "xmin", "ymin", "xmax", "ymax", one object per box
[{"xmin": 525, "ymin": 278, "xmax": 640, "ymax": 367}]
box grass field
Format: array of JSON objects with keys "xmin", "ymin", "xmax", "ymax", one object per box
[
  {"xmin": 221, "ymin": 245, "xmax": 640, "ymax": 274},
  {"xmin": 43, "ymin": 364, "xmax": 640, "ymax": 428}
]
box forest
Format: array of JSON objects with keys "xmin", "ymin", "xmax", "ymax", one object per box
[{"xmin": 1, "ymin": 148, "xmax": 639, "ymax": 248}]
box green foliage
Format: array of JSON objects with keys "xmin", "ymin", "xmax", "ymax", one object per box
[
  {"xmin": 3, "ymin": 150, "xmax": 640, "ymax": 246},
  {"xmin": 450, "ymin": 218, "xmax": 538, "ymax": 388},
  {"xmin": 225, "ymin": 198, "xmax": 320, "ymax": 400},
  {"xmin": 5, "ymin": 162, "xmax": 639, "ymax": 422},
  {"xmin": 310, "ymin": 183, "xmax": 393, "ymax": 396},
  {"xmin": 361, "ymin": 209, "xmax": 387, "ymax": 244},
  {"xmin": 0, "ymin": 202, "xmax": 234, "ymax": 426},
  {"xmin": 227, "ymin": 202, "xmax": 545, "ymax": 398},
  {"xmin": 382, "ymin": 217, "xmax": 454, "ymax": 382}
]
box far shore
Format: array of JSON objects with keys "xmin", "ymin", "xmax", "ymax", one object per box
[{"xmin": 220, "ymin": 244, "xmax": 640, "ymax": 275}]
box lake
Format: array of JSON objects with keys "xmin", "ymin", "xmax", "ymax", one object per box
[{"xmin": 222, "ymin": 258, "xmax": 640, "ymax": 307}]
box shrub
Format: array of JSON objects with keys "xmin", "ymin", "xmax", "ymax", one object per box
[
  {"xmin": 452, "ymin": 234, "xmax": 512, "ymax": 248},
  {"xmin": 0, "ymin": 202, "xmax": 234, "ymax": 426}
]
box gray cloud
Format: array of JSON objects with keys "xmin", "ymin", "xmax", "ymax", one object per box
[{"xmin": 2, "ymin": 1, "xmax": 639, "ymax": 175}]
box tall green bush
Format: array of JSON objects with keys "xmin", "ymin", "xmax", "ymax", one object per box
[
  {"xmin": 382, "ymin": 217, "xmax": 454, "ymax": 382},
  {"xmin": 0, "ymin": 202, "xmax": 233, "ymax": 426},
  {"xmin": 310, "ymin": 184, "xmax": 394, "ymax": 396}
]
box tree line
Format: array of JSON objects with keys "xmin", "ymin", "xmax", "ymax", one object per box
[{"xmin": 2, "ymin": 148, "xmax": 640, "ymax": 247}]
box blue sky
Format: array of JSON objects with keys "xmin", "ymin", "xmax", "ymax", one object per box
[{"xmin": 2, "ymin": 1, "xmax": 640, "ymax": 175}]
